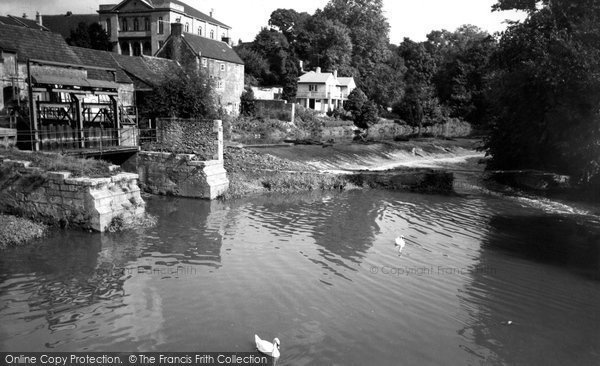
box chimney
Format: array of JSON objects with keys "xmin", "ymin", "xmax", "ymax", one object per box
[
  {"xmin": 171, "ymin": 22, "xmax": 183, "ymax": 37},
  {"xmin": 210, "ymin": 8, "xmax": 214, "ymax": 17},
  {"xmin": 333, "ymin": 70, "xmax": 338, "ymax": 78},
  {"xmin": 168, "ymin": 23, "xmax": 184, "ymax": 65},
  {"xmin": 316, "ymin": 67, "xmax": 321, "ymax": 74}
]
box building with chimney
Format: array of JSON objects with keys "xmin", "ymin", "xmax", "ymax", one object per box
[
  {"xmin": 98, "ymin": 0, "xmax": 231, "ymax": 56},
  {"xmin": 155, "ymin": 22, "xmax": 244, "ymax": 115},
  {"xmin": 296, "ymin": 68, "xmax": 356, "ymax": 113}
]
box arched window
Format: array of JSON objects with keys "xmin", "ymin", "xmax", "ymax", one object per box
[
  {"xmin": 210, "ymin": 30, "xmax": 214, "ymax": 39},
  {"xmin": 133, "ymin": 18, "xmax": 139, "ymax": 31},
  {"xmin": 132, "ymin": 42, "xmax": 141, "ymax": 56},
  {"xmin": 158, "ymin": 17, "xmax": 163, "ymax": 34},
  {"xmin": 120, "ymin": 42, "xmax": 130, "ymax": 55},
  {"xmin": 143, "ymin": 41, "xmax": 151, "ymax": 55}
]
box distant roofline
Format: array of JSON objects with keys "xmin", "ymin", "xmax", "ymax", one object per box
[{"xmin": 98, "ymin": 0, "xmax": 230, "ymax": 29}]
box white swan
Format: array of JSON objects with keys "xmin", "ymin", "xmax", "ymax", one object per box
[
  {"xmin": 395, "ymin": 235, "xmax": 406, "ymax": 255},
  {"xmin": 255, "ymin": 334, "xmax": 280, "ymax": 358}
]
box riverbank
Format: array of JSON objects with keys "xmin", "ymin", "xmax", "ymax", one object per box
[
  {"xmin": 222, "ymin": 138, "xmax": 482, "ymax": 199},
  {"xmin": 0, "ymin": 214, "xmax": 47, "ymax": 249}
]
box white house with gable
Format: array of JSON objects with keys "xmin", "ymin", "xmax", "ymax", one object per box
[{"xmin": 296, "ymin": 67, "xmax": 356, "ymax": 113}]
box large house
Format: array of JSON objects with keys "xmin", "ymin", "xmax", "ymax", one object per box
[
  {"xmin": 99, "ymin": 0, "xmax": 232, "ymax": 56},
  {"xmin": 155, "ymin": 22, "xmax": 244, "ymax": 115},
  {"xmin": 296, "ymin": 68, "xmax": 356, "ymax": 113}
]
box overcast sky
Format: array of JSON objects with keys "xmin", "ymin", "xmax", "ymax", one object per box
[{"xmin": 2, "ymin": 0, "xmax": 526, "ymax": 44}]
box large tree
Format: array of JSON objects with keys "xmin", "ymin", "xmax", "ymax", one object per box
[
  {"xmin": 321, "ymin": 0, "xmax": 391, "ymax": 100},
  {"xmin": 425, "ymin": 25, "xmax": 496, "ymax": 125},
  {"xmin": 485, "ymin": 0, "xmax": 600, "ymax": 185}
]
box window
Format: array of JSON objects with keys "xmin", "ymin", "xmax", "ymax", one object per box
[
  {"xmin": 158, "ymin": 17, "xmax": 163, "ymax": 34},
  {"xmin": 309, "ymin": 84, "xmax": 318, "ymax": 92},
  {"xmin": 185, "ymin": 22, "xmax": 189, "ymax": 32},
  {"xmin": 133, "ymin": 18, "xmax": 139, "ymax": 31},
  {"xmin": 106, "ymin": 19, "xmax": 111, "ymax": 36},
  {"xmin": 133, "ymin": 41, "xmax": 141, "ymax": 56},
  {"xmin": 120, "ymin": 42, "xmax": 130, "ymax": 55},
  {"xmin": 220, "ymin": 63, "xmax": 225, "ymax": 72},
  {"xmin": 143, "ymin": 41, "xmax": 151, "ymax": 55},
  {"xmin": 217, "ymin": 79, "xmax": 224, "ymax": 89},
  {"xmin": 198, "ymin": 26, "xmax": 202, "ymax": 36},
  {"xmin": 121, "ymin": 17, "xmax": 128, "ymax": 31},
  {"xmin": 144, "ymin": 17, "xmax": 150, "ymax": 31},
  {"xmin": 202, "ymin": 58, "xmax": 207, "ymax": 67},
  {"xmin": 210, "ymin": 30, "xmax": 214, "ymax": 39}
]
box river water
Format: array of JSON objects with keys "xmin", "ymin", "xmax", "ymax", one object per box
[{"xmin": 1, "ymin": 185, "xmax": 599, "ymax": 365}]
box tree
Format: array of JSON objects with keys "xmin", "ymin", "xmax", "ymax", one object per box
[
  {"xmin": 67, "ymin": 22, "xmax": 112, "ymax": 51},
  {"xmin": 240, "ymin": 87, "xmax": 256, "ymax": 116},
  {"xmin": 396, "ymin": 38, "xmax": 444, "ymax": 133},
  {"xmin": 345, "ymin": 88, "xmax": 379, "ymax": 129},
  {"xmin": 425, "ymin": 25, "xmax": 496, "ymax": 125},
  {"xmin": 234, "ymin": 47, "xmax": 272, "ymax": 85},
  {"xmin": 485, "ymin": 0, "xmax": 600, "ymax": 185},
  {"xmin": 321, "ymin": 0, "xmax": 391, "ymax": 100},
  {"xmin": 142, "ymin": 69, "xmax": 218, "ymax": 119}
]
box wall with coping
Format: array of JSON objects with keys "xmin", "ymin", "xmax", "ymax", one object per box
[
  {"xmin": 0, "ymin": 158, "xmax": 145, "ymax": 232},
  {"xmin": 126, "ymin": 119, "xmax": 228, "ymax": 199},
  {"xmin": 133, "ymin": 152, "xmax": 228, "ymax": 199}
]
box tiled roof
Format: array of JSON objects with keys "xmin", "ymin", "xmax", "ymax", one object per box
[
  {"xmin": 0, "ymin": 15, "xmax": 48, "ymax": 31},
  {"xmin": 0, "ymin": 23, "xmax": 81, "ymax": 64},
  {"xmin": 70, "ymin": 47, "xmax": 133, "ymax": 84},
  {"xmin": 183, "ymin": 33, "xmax": 243, "ymax": 64},
  {"xmin": 298, "ymin": 71, "xmax": 335, "ymax": 84},
  {"xmin": 42, "ymin": 14, "xmax": 100, "ymax": 40},
  {"xmin": 111, "ymin": 53, "xmax": 181, "ymax": 89}
]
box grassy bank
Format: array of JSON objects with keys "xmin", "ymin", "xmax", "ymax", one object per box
[
  {"xmin": 0, "ymin": 214, "xmax": 47, "ymax": 249},
  {"xmin": 0, "ymin": 149, "xmax": 116, "ymax": 178}
]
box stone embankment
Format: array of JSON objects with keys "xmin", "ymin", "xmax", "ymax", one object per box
[{"xmin": 0, "ymin": 158, "xmax": 145, "ymax": 232}]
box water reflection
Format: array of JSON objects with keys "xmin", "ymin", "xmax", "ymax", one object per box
[
  {"xmin": 458, "ymin": 213, "xmax": 600, "ymax": 365},
  {"xmin": 0, "ymin": 198, "xmax": 225, "ymax": 350}
]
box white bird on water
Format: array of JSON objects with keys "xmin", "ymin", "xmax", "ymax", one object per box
[
  {"xmin": 255, "ymin": 334, "xmax": 280, "ymax": 358},
  {"xmin": 395, "ymin": 235, "xmax": 406, "ymax": 255}
]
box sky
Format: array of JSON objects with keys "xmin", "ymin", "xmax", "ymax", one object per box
[{"xmin": 1, "ymin": 0, "xmax": 527, "ymax": 44}]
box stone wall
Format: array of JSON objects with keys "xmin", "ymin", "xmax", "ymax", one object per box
[
  {"xmin": 126, "ymin": 119, "xmax": 229, "ymax": 199},
  {"xmin": 0, "ymin": 158, "xmax": 145, "ymax": 232},
  {"xmin": 154, "ymin": 118, "xmax": 220, "ymax": 160},
  {"xmin": 132, "ymin": 151, "xmax": 229, "ymax": 199}
]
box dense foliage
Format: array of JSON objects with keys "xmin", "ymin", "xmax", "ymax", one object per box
[
  {"xmin": 142, "ymin": 70, "xmax": 218, "ymax": 119},
  {"xmin": 485, "ymin": 0, "xmax": 600, "ymax": 185},
  {"xmin": 234, "ymin": 0, "xmax": 600, "ymax": 186}
]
